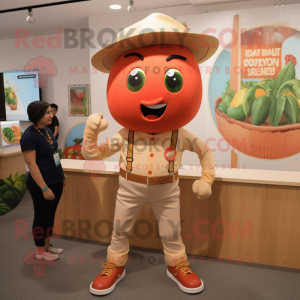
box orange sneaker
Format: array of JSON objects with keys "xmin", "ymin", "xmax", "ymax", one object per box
[
  {"xmin": 167, "ymin": 260, "xmax": 204, "ymax": 293},
  {"xmin": 90, "ymin": 262, "xmax": 126, "ymax": 295}
]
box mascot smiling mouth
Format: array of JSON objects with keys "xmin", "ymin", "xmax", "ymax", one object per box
[{"xmin": 141, "ymin": 103, "xmax": 167, "ymax": 120}]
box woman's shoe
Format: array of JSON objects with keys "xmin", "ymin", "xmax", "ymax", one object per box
[
  {"xmin": 45, "ymin": 249, "xmax": 60, "ymax": 259},
  {"xmin": 36, "ymin": 250, "xmax": 59, "ymax": 261},
  {"xmin": 48, "ymin": 244, "xmax": 64, "ymax": 254}
]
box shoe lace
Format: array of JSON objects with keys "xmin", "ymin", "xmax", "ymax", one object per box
[
  {"xmin": 175, "ymin": 261, "xmax": 193, "ymax": 275},
  {"xmin": 100, "ymin": 263, "xmax": 117, "ymax": 276}
]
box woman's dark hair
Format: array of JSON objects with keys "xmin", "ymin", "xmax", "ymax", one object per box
[{"xmin": 27, "ymin": 101, "xmax": 50, "ymax": 124}]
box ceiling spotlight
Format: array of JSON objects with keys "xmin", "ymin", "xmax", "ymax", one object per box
[
  {"xmin": 127, "ymin": 0, "xmax": 136, "ymax": 12},
  {"xmin": 282, "ymin": 3, "xmax": 285, "ymax": 5},
  {"xmin": 26, "ymin": 8, "xmax": 35, "ymax": 23},
  {"xmin": 274, "ymin": 4, "xmax": 278, "ymax": 6},
  {"xmin": 109, "ymin": 4, "xmax": 122, "ymax": 9}
]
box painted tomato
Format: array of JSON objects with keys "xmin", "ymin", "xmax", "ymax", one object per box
[
  {"xmin": 292, "ymin": 57, "xmax": 297, "ymax": 66},
  {"xmin": 76, "ymin": 90, "xmax": 85, "ymax": 99},
  {"xmin": 62, "ymin": 138, "xmax": 84, "ymax": 160},
  {"xmin": 285, "ymin": 54, "xmax": 293, "ymax": 61}
]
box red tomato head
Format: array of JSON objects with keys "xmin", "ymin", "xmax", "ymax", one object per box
[
  {"xmin": 107, "ymin": 45, "xmax": 202, "ymax": 133},
  {"xmin": 76, "ymin": 90, "xmax": 85, "ymax": 99}
]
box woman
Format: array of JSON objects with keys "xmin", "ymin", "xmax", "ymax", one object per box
[{"xmin": 20, "ymin": 101, "xmax": 66, "ymax": 261}]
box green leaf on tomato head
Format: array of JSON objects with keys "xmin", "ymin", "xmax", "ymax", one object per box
[{"xmin": 73, "ymin": 138, "xmax": 83, "ymax": 145}]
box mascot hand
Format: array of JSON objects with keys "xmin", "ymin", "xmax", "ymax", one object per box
[
  {"xmin": 192, "ymin": 180, "xmax": 212, "ymax": 200},
  {"xmin": 86, "ymin": 113, "xmax": 108, "ymax": 133}
]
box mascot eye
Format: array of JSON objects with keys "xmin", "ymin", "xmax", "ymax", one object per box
[
  {"xmin": 164, "ymin": 68, "xmax": 183, "ymax": 93},
  {"xmin": 127, "ymin": 68, "xmax": 145, "ymax": 92}
]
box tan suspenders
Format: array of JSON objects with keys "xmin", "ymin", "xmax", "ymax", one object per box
[
  {"xmin": 126, "ymin": 130, "xmax": 178, "ymax": 174},
  {"xmin": 126, "ymin": 130, "xmax": 134, "ymax": 172},
  {"xmin": 168, "ymin": 129, "xmax": 178, "ymax": 173}
]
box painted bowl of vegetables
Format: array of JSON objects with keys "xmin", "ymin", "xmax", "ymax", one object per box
[
  {"xmin": 4, "ymin": 87, "xmax": 18, "ymax": 110},
  {"xmin": 1, "ymin": 126, "xmax": 21, "ymax": 145},
  {"xmin": 215, "ymin": 61, "xmax": 300, "ymax": 159}
]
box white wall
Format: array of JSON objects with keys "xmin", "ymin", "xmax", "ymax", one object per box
[
  {"xmin": 0, "ymin": 31, "xmax": 90, "ymax": 148},
  {"xmin": 2, "ymin": 3, "xmax": 300, "ymax": 171}
]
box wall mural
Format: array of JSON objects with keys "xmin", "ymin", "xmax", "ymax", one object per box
[
  {"xmin": 58, "ymin": 123, "xmax": 85, "ymax": 160},
  {"xmin": 0, "ymin": 172, "xmax": 27, "ymax": 216},
  {"xmin": 208, "ymin": 17, "xmax": 300, "ymax": 160}
]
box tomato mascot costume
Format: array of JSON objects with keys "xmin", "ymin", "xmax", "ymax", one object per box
[{"xmin": 82, "ymin": 13, "xmax": 219, "ymax": 295}]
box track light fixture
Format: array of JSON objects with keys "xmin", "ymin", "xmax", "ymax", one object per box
[
  {"xmin": 127, "ymin": 0, "xmax": 136, "ymax": 12},
  {"xmin": 26, "ymin": 8, "xmax": 35, "ymax": 23}
]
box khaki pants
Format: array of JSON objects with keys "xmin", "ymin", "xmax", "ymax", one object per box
[{"xmin": 107, "ymin": 175, "xmax": 187, "ymax": 267}]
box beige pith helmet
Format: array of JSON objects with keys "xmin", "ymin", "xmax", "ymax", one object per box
[{"xmin": 91, "ymin": 13, "xmax": 219, "ymax": 73}]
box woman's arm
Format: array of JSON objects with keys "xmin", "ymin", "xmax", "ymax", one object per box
[{"xmin": 22, "ymin": 150, "xmax": 55, "ymax": 200}]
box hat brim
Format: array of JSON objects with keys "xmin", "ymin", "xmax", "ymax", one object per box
[{"xmin": 91, "ymin": 32, "xmax": 219, "ymax": 73}]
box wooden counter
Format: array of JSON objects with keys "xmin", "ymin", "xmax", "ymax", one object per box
[
  {"xmin": 55, "ymin": 160, "xmax": 300, "ymax": 270},
  {"xmin": 0, "ymin": 146, "xmax": 26, "ymax": 179}
]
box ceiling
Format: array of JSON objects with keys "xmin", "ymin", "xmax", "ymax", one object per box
[
  {"xmin": 0, "ymin": 0, "xmax": 250, "ymax": 11},
  {"xmin": 0, "ymin": 0, "xmax": 297, "ymax": 40}
]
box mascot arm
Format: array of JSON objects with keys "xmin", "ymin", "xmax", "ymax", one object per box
[
  {"xmin": 82, "ymin": 129, "xmax": 123, "ymax": 160},
  {"xmin": 82, "ymin": 113, "xmax": 124, "ymax": 160},
  {"xmin": 182, "ymin": 128, "xmax": 215, "ymax": 200}
]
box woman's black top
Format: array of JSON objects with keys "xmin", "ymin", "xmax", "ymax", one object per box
[{"xmin": 20, "ymin": 125, "xmax": 64, "ymax": 186}]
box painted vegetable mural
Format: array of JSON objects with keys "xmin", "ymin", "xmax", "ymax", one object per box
[
  {"xmin": 215, "ymin": 61, "xmax": 300, "ymax": 159},
  {"xmin": 4, "ymin": 87, "xmax": 18, "ymax": 110},
  {"xmin": 58, "ymin": 123, "xmax": 86, "ymax": 160},
  {"xmin": 61, "ymin": 138, "xmax": 84, "ymax": 160},
  {"xmin": 0, "ymin": 173, "xmax": 27, "ymax": 216},
  {"xmin": 1, "ymin": 126, "xmax": 22, "ymax": 145},
  {"xmin": 218, "ymin": 61, "xmax": 300, "ymax": 127}
]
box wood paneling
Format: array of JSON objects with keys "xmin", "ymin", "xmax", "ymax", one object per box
[
  {"xmin": 0, "ymin": 153, "xmax": 26, "ymax": 178},
  {"xmin": 55, "ymin": 171, "xmax": 300, "ymax": 269}
]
